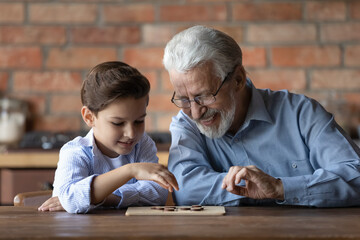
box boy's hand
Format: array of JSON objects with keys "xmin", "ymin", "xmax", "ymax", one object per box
[
  {"xmin": 38, "ymin": 196, "xmax": 65, "ymax": 212},
  {"xmin": 130, "ymin": 163, "xmax": 179, "ymax": 192}
]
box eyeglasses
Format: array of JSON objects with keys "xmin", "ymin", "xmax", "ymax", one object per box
[{"xmin": 171, "ymin": 69, "xmax": 234, "ymax": 109}]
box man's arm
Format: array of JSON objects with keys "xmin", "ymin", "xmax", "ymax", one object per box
[{"xmin": 168, "ymin": 113, "xmax": 243, "ymax": 206}]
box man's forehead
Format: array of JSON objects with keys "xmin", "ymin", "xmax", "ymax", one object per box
[{"xmin": 169, "ymin": 69, "xmax": 218, "ymax": 98}]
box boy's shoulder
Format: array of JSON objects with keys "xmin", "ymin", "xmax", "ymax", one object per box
[{"xmin": 60, "ymin": 130, "xmax": 93, "ymax": 152}]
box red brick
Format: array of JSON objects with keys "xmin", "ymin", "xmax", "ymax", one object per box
[
  {"xmin": 161, "ymin": 70, "xmax": 174, "ymax": 92},
  {"xmin": 350, "ymin": 1, "xmax": 360, "ymax": 19},
  {"xmin": 145, "ymin": 114, "xmax": 155, "ymax": 133},
  {"xmin": 0, "ymin": 3, "xmax": 24, "ymax": 23},
  {"xmin": 51, "ymin": 95, "xmax": 82, "ymax": 114},
  {"xmin": 103, "ymin": 4, "xmax": 155, "ymax": 23},
  {"xmin": 208, "ymin": 25, "xmax": 244, "ymax": 43},
  {"xmin": 157, "ymin": 113, "xmax": 178, "ymax": 132},
  {"xmin": 242, "ymin": 47, "xmax": 267, "ymax": 67},
  {"xmin": 123, "ymin": 47, "xmax": 164, "ymax": 69},
  {"xmin": 232, "ymin": 2, "xmax": 301, "ymax": 21},
  {"xmin": 46, "ymin": 47, "xmax": 117, "ymax": 70},
  {"xmin": 13, "ymin": 71, "xmax": 82, "ymax": 92},
  {"xmin": 29, "ymin": 4, "xmax": 97, "ymax": 23},
  {"xmin": 143, "ymin": 25, "xmax": 177, "ymax": 45},
  {"xmin": 33, "ymin": 115, "xmax": 82, "ymax": 132},
  {"xmin": 272, "ymin": 46, "xmax": 340, "ymax": 67},
  {"xmin": 343, "ymin": 93, "xmax": 360, "ymax": 107},
  {"xmin": 160, "ymin": 4, "xmax": 226, "ymax": 22},
  {"xmin": 247, "ymin": 24, "xmax": 316, "ymax": 44},
  {"xmin": 311, "ymin": 70, "xmax": 360, "ymax": 90},
  {"xmin": 0, "ymin": 47, "xmax": 42, "ymax": 69},
  {"xmin": 148, "ymin": 93, "xmax": 178, "ymax": 112},
  {"xmin": 141, "ymin": 70, "xmax": 158, "ymax": 91},
  {"xmin": 249, "ymin": 69, "xmax": 306, "ymax": 91},
  {"xmin": 13, "ymin": 94, "xmax": 46, "ymax": 115},
  {"xmin": 321, "ymin": 23, "xmax": 360, "ymax": 42},
  {"xmin": 28, "ymin": 96, "xmax": 47, "ymax": 116},
  {"xmin": 345, "ymin": 45, "xmax": 360, "ymax": 67},
  {"xmin": 0, "ymin": 72, "xmax": 9, "ymax": 91},
  {"xmin": 71, "ymin": 26, "xmax": 140, "ymax": 44},
  {"xmin": 0, "ymin": 26, "xmax": 66, "ymax": 44},
  {"xmin": 306, "ymin": 1, "xmax": 346, "ymax": 20}
]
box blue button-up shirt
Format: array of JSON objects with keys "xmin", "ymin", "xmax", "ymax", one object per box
[
  {"xmin": 168, "ymin": 80, "xmax": 360, "ymax": 207},
  {"xmin": 53, "ymin": 129, "xmax": 168, "ymax": 213}
]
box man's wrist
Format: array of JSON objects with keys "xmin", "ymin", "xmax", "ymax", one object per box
[{"xmin": 275, "ymin": 179, "xmax": 284, "ymax": 200}]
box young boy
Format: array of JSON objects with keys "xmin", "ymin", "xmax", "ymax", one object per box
[{"xmin": 38, "ymin": 61, "xmax": 178, "ymax": 213}]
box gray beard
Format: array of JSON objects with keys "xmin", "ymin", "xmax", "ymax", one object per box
[{"xmin": 195, "ymin": 102, "xmax": 236, "ymax": 139}]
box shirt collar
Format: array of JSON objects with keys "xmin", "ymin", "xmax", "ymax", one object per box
[
  {"xmin": 243, "ymin": 78, "xmax": 274, "ymax": 125},
  {"xmin": 81, "ymin": 129, "xmax": 99, "ymax": 157},
  {"xmin": 82, "ymin": 128, "xmax": 95, "ymax": 147}
]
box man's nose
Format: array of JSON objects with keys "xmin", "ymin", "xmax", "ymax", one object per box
[{"xmin": 189, "ymin": 102, "xmax": 206, "ymax": 120}]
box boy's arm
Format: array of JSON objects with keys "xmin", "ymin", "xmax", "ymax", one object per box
[{"xmin": 90, "ymin": 163, "xmax": 178, "ymax": 205}]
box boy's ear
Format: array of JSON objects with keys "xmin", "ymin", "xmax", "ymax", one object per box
[{"xmin": 81, "ymin": 106, "xmax": 95, "ymax": 127}]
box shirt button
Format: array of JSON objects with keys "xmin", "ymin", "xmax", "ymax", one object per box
[{"xmin": 292, "ymin": 163, "xmax": 297, "ymax": 168}]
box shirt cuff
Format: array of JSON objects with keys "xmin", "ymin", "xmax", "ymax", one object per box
[
  {"xmin": 277, "ymin": 175, "xmax": 309, "ymax": 205},
  {"xmin": 117, "ymin": 184, "xmax": 140, "ymax": 208}
]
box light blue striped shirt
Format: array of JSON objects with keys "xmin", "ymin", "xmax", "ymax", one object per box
[
  {"xmin": 52, "ymin": 129, "xmax": 168, "ymax": 213},
  {"xmin": 168, "ymin": 80, "xmax": 360, "ymax": 207}
]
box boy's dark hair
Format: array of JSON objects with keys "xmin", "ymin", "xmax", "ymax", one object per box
[{"xmin": 81, "ymin": 61, "xmax": 150, "ymax": 115}]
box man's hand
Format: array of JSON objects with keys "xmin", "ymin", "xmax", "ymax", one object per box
[
  {"xmin": 221, "ymin": 165, "xmax": 284, "ymax": 200},
  {"xmin": 38, "ymin": 196, "xmax": 65, "ymax": 212}
]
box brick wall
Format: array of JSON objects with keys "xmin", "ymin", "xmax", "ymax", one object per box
[{"xmin": 0, "ymin": 0, "xmax": 359, "ymax": 137}]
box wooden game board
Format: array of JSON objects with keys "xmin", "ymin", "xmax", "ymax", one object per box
[{"xmin": 125, "ymin": 206, "xmax": 225, "ymax": 216}]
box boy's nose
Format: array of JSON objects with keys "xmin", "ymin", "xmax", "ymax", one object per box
[{"xmin": 124, "ymin": 124, "xmax": 135, "ymax": 139}]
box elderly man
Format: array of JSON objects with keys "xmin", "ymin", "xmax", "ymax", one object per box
[{"xmin": 163, "ymin": 25, "xmax": 360, "ymax": 207}]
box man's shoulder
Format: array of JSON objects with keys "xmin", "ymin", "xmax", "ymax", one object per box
[
  {"xmin": 171, "ymin": 110, "xmax": 198, "ymax": 129},
  {"xmin": 258, "ymin": 88, "xmax": 315, "ymax": 109},
  {"xmin": 258, "ymin": 88, "xmax": 306, "ymax": 100}
]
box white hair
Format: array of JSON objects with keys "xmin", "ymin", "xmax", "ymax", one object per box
[{"xmin": 163, "ymin": 25, "xmax": 243, "ymax": 80}]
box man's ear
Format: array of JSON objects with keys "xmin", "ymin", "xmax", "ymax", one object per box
[
  {"xmin": 81, "ymin": 106, "xmax": 95, "ymax": 127},
  {"xmin": 234, "ymin": 65, "xmax": 247, "ymax": 89}
]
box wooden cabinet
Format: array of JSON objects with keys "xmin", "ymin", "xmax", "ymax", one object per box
[
  {"xmin": 0, "ymin": 168, "xmax": 55, "ymax": 205},
  {"xmin": 0, "ymin": 151, "xmax": 58, "ymax": 205}
]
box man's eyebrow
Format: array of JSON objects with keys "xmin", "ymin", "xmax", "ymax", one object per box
[{"xmin": 175, "ymin": 90, "xmax": 210, "ymax": 99}]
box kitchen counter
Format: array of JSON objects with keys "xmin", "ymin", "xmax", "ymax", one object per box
[{"xmin": 0, "ymin": 150, "xmax": 170, "ymax": 168}]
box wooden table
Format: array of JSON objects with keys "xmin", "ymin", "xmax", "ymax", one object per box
[{"xmin": 1, "ymin": 206, "xmax": 360, "ymax": 239}]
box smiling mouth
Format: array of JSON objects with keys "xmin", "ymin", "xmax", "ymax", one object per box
[
  {"xmin": 200, "ymin": 113, "xmax": 216, "ymax": 126},
  {"xmin": 118, "ymin": 140, "xmax": 134, "ymax": 147}
]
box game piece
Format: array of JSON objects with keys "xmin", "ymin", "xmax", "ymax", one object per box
[
  {"xmin": 191, "ymin": 205, "xmax": 202, "ymax": 208},
  {"xmin": 179, "ymin": 207, "xmax": 191, "ymax": 210},
  {"xmin": 151, "ymin": 206, "xmax": 165, "ymax": 210}
]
